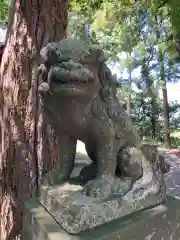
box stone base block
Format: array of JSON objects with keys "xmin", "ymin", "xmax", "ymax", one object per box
[
  {"xmin": 23, "ymin": 196, "xmax": 180, "ymax": 240},
  {"xmin": 38, "ymin": 158, "xmax": 166, "ymax": 234}
]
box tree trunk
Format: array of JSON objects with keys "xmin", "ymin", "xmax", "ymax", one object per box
[
  {"xmin": 141, "ymin": 57, "xmax": 157, "ymax": 139},
  {"xmin": 158, "ymin": 50, "xmax": 171, "ymax": 148},
  {"xmin": 0, "ymin": 1, "xmax": 68, "ymax": 239},
  {"xmin": 162, "ymin": 86, "xmax": 171, "ymax": 148},
  {"xmin": 127, "ymin": 68, "xmax": 132, "ymax": 117},
  {"xmin": 151, "ymin": 97, "xmax": 157, "ymax": 139},
  {"xmin": 155, "ymin": 16, "xmax": 171, "ymax": 148}
]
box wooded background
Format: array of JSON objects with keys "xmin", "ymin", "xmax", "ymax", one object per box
[{"xmin": 0, "ymin": 0, "xmax": 180, "ymax": 239}]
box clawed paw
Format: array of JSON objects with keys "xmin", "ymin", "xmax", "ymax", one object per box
[
  {"xmin": 83, "ymin": 175, "xmax": 115, "ymax": 198},
  {"xmin": 83, "ymin": 175, "xmax": 134, "ymax": 198},
  {"xmin": 112, "ymin": 177, "xmax": 133, "ymax": 196}
]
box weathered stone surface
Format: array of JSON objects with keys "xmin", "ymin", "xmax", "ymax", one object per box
[
  {"xmin": 23, "ymin": 196, "xmax": 180, "ymax": 240},
  {"xmin": 36, "ymin": 38, "xmax": 167, "ymax": 233},
  {"xmin": 37, "ymin": 38, "xmax": 167, "ymax": 197},
  {"xmin": 39, "ymin": 158, "xmax": 166, "ymax": 234}
]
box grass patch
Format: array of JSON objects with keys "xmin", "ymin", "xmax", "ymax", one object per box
[{"xmin": 170, "ymin": 136, "xmax": 180, "ymax": 148}]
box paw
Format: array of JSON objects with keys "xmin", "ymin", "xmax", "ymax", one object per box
[
  {"xmin": 112, "ymin": 177, "xmax": 133, "ymax": 196},
  {"xmin": 83, "ymin": 174, "xmax": 115, "ymax": 198}
]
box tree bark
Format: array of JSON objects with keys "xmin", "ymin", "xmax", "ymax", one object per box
[
  {"xmin": 162, "ymin": 86, "xmax": 171, "ymax": 148},
  {"xmin": 141, "ymin": 57, "xmax": 157, "ymax": 139},
  {"xmin": 158, "ymin": 50, "xmax": 171, "ymax": 148},
  {"xmin": 155, "ymin": 16, "xmax": 171, "ymax": 148},
  {"xmin": 0, "ymin": 1, "xmax": 68, "ymax": 239},
  {"xmin": 127, "ymin": 68, "xmax": 132, "ymax": 117},
  {"xmin": 150, "ymin": 97, "xmax": 157, "ymax": 139}
]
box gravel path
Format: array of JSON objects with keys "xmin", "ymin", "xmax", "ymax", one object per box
[{"xmin": 160, "ymin": 148, "xmax": 180, "ymax": 198}]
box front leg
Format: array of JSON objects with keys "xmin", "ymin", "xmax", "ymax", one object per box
[
  {"xmin": 83, "ymin": 122, "xmax": 134, "ymax": 198},
  {"xmin": 83, "ymin": 141, "xmax": 133, "ymax": 198},
  {"xmin": 83, "ymin": 122, "xmax": 117, "ymax": 198},
  {"xmin": 40, "ymin": 135, "xmax": 77, "ymax": 186}
]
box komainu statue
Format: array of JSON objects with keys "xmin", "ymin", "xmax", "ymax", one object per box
[{"xmin": 37, "ymin": 38, "xmax": 168, "ymax": 234}]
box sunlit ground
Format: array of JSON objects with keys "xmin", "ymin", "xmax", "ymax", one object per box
[{"xmin": 76, "ymin": 141, "xmax": 87, "ymax": 155}]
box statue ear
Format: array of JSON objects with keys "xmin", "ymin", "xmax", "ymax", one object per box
[{"xmin": 88, "ymin": 47, "xmax": 106, "ymax": 63}]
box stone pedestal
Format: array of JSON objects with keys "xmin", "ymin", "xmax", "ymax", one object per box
[
  {"xmin": 23, "ymin": 196, "xmax": 180, "ymax": 240},
  {"xmin": 38, "ymin": 156, "xmax": 166, "ymax": 234}
]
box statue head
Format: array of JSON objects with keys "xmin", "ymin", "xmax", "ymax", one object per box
[{"xmin": 38, "ymin": 39, "xmax": 113, "ymax": 98}]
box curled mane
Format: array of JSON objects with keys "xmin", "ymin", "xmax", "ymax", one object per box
[{"xmin": 98, "ymin": 62, "xmax": 118, "ymax": 103}]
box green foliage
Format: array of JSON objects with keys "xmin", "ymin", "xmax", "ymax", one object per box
[
  {"xmin": 69, "ymin": 0, "xmax": 103, "ymax": 13},
  {"xmin": 0, "ymin": 0, "xmax": 175, "ymax": 148},
  {"xmin": 130, "ymin": 93, "xmax": 180, "ymax": 142},
  {"xmin": 0, "ymin": 0, "xmax": 8, "ymax": 23},
  {"xmin": 170, "ymin": 136, "xmax": 180, "ymax": 148},
  {"xmin": 167, "ymin": 0, "xmax": 180, "ymax": 33}
]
